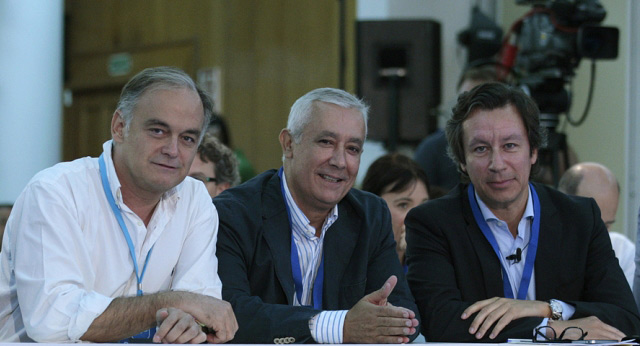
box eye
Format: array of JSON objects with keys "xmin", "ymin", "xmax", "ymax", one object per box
[
  {"xmin": 504, "ymin": 143, "xmax": 518, "ymax": 150},
  {"xmin": 318, "ymin": 139, "xmax": 333, "ymax": 146},
  {"xmin": 182, "ymin": 135, "xmax": 197, "ymax": 145},
  {"xmin": 150, "ymin": 128, "xmax": 165, "ymax": 136},
  {"xmin": 347, "ymin": 145, "xmax": 361, "ymax": 155},
  {"xmin": 396, "ymin": 202, "xmax": 409, "ymax": 210},
  {"xmin": 473, "ymin": 146, "xmax": 488, "ymax": 153}
]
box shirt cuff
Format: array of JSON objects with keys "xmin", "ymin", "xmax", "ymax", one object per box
[
  {"xmin": 309, "ymin": 310, "xmax": 347, "ymax": 344},
  {"xmin": 558, "ymin": 300, "xmax": 575, "ymax": 320},
  {"xmin": 68, "ymin": 291, "xmax": 114, "ymax": 341}
]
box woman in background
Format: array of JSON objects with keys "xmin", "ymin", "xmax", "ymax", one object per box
[{"xmin": 361, "ymin": 153, "xmax": 430, "ymax": 268}]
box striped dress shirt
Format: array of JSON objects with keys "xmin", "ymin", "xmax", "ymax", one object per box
[{"xmin": 281, "ymin": 171, "xmax": 347, "ymax": 343}]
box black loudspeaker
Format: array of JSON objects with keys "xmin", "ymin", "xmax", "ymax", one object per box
[{"xmin": 357, "ymin": 20, "xmax": 441, "ymax": 149}]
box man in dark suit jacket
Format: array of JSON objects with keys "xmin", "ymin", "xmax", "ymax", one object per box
[
  {"xmin": 215, "ymin": 88, "xmax": 419, "ymax": 344},
  {"xmin": 405, "ymin": 83, "xmax": 640, "ymax": 342}
]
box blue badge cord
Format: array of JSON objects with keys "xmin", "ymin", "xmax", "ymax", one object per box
[
  {"xmin": 278, "ymin": 167, "xmax": 324, "ymax": 309},
  {"xmin": 467, "ymin": 183, "xmax": 540, "ymax": 300},
  {"xmin": 99, "ymin": 154, "xmax": 154, "ymax": 297}
]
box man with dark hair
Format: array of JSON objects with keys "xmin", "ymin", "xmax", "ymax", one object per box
[
  {"xmin": 406, "ymin": 82, "xmax": 640, "ymax": 342},
  {"xmin": 0, "ymin": 67, "xmax": 237, "ymax": 343},
  {"xmin": 189, "ymin": 133, "xmax": 240, "ymax": 198},
  {"xmin": 215, "ymin": 87, "xmax": 419, "ymax": 344}
]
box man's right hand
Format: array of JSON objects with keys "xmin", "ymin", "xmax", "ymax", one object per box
[
  {"xmin": 343, "ymin": 276, "xmax": 419, "ymax": 343},
  {"xmin": 181, "ymin": 295, "xmax": 238, "ymax": 344},
  {"xmin": 547, "ymin": 316, "xmax": 626, "ymax": 341}
]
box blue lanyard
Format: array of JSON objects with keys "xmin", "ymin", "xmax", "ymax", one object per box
[
  {"xmin": 278, "ymin": 167, "xmax": 324, "ymax": 309},
  {"xmin": 467, "ymin": 183, "xmax": 540, "ymax": 300},
  {"xmin": 99, "ymin": 153, "xmax": 154, "ymax": 296}
]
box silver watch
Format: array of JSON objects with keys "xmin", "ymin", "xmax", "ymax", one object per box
[{"xmin": 549, "ymin": 299, "xmax": 563, "ymax": 321}]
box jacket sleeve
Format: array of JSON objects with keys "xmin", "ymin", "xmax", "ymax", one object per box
[
  {"xmin": 215, "ymin": 198, "xmax": 320, "ymax": 344},
  {"xmin": 565, "ymin": 199, "xmax": 640, "ymax": 336},
  {"xmin": 405, "ymin": 203, "xmax": 543, "ymax": 342}
]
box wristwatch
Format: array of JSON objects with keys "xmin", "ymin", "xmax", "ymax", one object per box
[{"xmin": 548, "ymin": 299, "xmax": 563, "ymax": 321}]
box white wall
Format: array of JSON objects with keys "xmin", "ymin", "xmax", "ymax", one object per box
[{"xmin": 0, "ymin": 0, "xmax": 64, "ymax": 204}]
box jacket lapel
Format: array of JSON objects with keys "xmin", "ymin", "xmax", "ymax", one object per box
[
  {"xmin": 322, "ymin": 199, "xmax": 359, "ymax": 309},
  {"xmin": 261, "ymin": 173, "xmax": 296, "ymax": 305},
  {"xmin": 531, "ymin": 183, "xmax": 560, "ymax": 300},
  {"xmin": 461, "ymin": 185, "xmax": 508, "ymax": 298}
]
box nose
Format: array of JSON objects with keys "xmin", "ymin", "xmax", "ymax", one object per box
[
  {"xmin": 488, "ymin": 150, "xmax": 506, "ymax": 172},
  {"xmin": 329, "ymin": 147, "xmax": 347, "ymax": 169},
  {"xmin": 161, "ymin": 136, "xmax": 179, "ymax": 158}
]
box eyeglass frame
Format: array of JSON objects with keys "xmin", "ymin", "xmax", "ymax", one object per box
[{"xmin": 533, "ymin": 325, "xmax": 588, "ymax": 343}]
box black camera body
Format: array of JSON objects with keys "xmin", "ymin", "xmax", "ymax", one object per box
[{"xmin": 514, "ymin": 0, "xmax": 618, "ymax": 117}]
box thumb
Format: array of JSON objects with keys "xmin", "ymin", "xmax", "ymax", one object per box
[
  {"xmin": 155, "ymin": 308, "xmax": 169, "ymax": 326},
  {"xmin": 366, "ymin": 275, "xmax": 397, "ymax": 306}
]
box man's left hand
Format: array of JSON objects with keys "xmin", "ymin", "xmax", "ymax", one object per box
[
  {"xmin": 461, "ymin": 297, "xmax": 550, "ymax": 339},
  {"xmin": 153, "ymin": 307, "xmax": 207, "ymax": 344}
]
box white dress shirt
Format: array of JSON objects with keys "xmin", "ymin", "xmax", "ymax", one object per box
[
  {"xmin": 609, "ymin": 231, "xmax": 635, "ymax": 289},
  {"xmin": 475, "ymin": 187, "xmax": 575, "ymax": 326},
  {"xmin": 281, "ymin": 171, "xmax": 346, "ymax": 344},
  {"xmin": 0, "ymin": 140, "xmax": 221, "ymax": 342}
]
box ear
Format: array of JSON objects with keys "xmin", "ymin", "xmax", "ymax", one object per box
[
  {"xmin": 530, "ymin": 148, "xmax": 538, "ymax": 166},
  {"xmin": 111, "ymin": 110, "xmax": 126, "ymax": 143},
  {"xmin": 279, "ymin": 129, "xmax": 294, "ymax": 159},
  {"xmin": 460, "ymin": 162, "xmax": 467, "ymax": 174}
]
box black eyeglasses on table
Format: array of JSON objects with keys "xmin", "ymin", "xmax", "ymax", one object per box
[{"xmin": 534, "ymin": 325, "xmax": 588, "ymax": 343}]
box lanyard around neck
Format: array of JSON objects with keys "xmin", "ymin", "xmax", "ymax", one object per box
[
  {"xmin": 278, "ymin": 167, "xmax": 324, "ymax": 309},
  {"xmin": 467, "ymin": 183, "xmax": 541, "ymax": 300},
  {"xmin": 99, "ymin": 153, "xmax": 154, "ymax": 296}
]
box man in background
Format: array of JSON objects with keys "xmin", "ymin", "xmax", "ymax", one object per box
[
  {"xmin": 414, "ymin": 65, "xmax": 500, "ymax": 193},
  {"xmin": 558, "ymin": 162, "xmax": 635, "ymax": 288},
  {"xmin": 189, "ymin": 133, "xmax": 240, "ymax": 198}
]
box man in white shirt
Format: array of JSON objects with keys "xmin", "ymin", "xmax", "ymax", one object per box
[
  {"xmin": 0, "ymin": 67, "xmax": 237, "ymax": 343},
  {"xmin": 558, "ymin": 162, "xmax": 635, "ymax": 288},
  {"xmin": 406, "ymin": 83, "xmax": 640, "ymax": 342}
]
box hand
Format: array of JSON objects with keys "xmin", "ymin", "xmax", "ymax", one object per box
[
  {"xmin": 153, "ymin": 308, "xmax": 206, "ymax": 344},
  {"xmin": 343, "ymin": 276, "xmax": 419, "ymax": 343},
  {"xmin": 181, "ymin": 295, "xmax": 238, "ymax": 344},
  {"xmin": 461, "ymin": 297, "xmax": 550, "ymax": 339},
  {"xmin": 547, "ymin": 317, "xmax": 626, "ymax": 341}
]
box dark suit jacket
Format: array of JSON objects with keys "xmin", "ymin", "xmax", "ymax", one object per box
[
  {"xmin": 214, "ymin": 170, "xmax": 419, "ymax": 343},
  {"xmin": 405, "ymin": 183, "xmax": 640, "ymax": 342}
]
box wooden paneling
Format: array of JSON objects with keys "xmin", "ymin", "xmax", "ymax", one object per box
[{"xmin": 64, "ymin": 0, "xmax": 356, "ymax": 172}]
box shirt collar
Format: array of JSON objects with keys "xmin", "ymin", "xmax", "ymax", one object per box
[
  {"xmin": 475, "ymin": 184, "xmax": 534, "ymax": 225},
  {"xmin": 280, "ymin": 169, "xmax": 338, "ymax": 239}
]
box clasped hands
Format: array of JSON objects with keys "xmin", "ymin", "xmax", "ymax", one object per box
[
  {"xmin": 344, "ymin": 275, "xmax": 419, "ymax": 344},
  {"xmin": 154, "ymin": 296, "xmax": 238, "ymax": 344},
  {"xmin": 461, "ymin": 297, "xmax": 625, "ymax": 341}
]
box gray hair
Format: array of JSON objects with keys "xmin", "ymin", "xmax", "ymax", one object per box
[
  {"xmin": 286, "ymin": 88, "xmax": 369, "ymax": 143},
  {"xmin": 116, "ymin": 66, "xmax": 213, "ymax": 142}
]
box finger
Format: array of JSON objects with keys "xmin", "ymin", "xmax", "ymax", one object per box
[
  {"xmin": 373, "ymin": 335, "xmax": 409, "ymax": 344},
  {"xmin": 475, "ymin": 302, "xmax": 514, "ymax": 338},
  {"xmin": 376, "ymin": 325, "xmax": 417, "ymax": 337},
  {"xmin": 163, "ymin": 313, "xmax": 194, "ymax": 343},
  {"xmin": 488, "ymin": 311, "xmax": 519, "ymax": 339},
  {"xmin": 174, "ymin": 321, "xmax": 204, "ymax": 344},
  {"xmin": 153, "ymin": 309, "xmax": 177, "ymax": 343},
  {"xmin": 187, "ymin": 331, "xmax": 207, "ymax": 344},
  {"xmin": 369, "ymin": 275, "xmax": 398, "ymax": 306},
  {"xmin": 462, "ymin": 297, "xmax": 499, "ymax": 319},
  {"xmin": 378, "ymin": 305, "xmax": 414, "ymax": 319}
]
